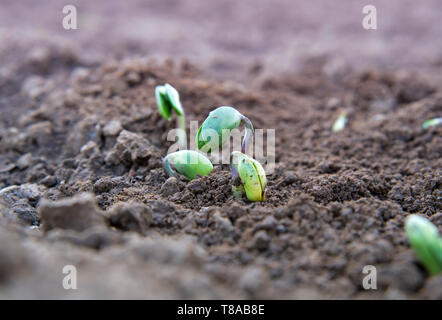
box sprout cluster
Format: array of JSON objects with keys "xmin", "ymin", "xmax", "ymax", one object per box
[
  {"xmin": 155, "ymin": 84, "xmax": 442, "ymax": 279},
  {"xmin": 197, "ymin": 107, "xmax": 266, "ymax": 202},
  {"xmin": 155, "ymin": 84, "xmax": 266, "ymax": 202}
]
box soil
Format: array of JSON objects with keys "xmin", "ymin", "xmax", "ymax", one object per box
[{"xmin": 0, "ymin": 0, "xmax": 441, "ymax": 299}]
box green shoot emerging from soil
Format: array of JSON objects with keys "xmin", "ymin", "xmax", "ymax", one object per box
[
  {"xmin": 163, "ymin": 150, "xmax": 213, "ymax": 180},
  {"xmin": 231, "ymin": 151, "xmax": 267, "ymax": 202},
  {"xmin": 196, "ymin": 106, "xmax": 254, "ymax": 154},
  {"xmin": 405, "ymin": 214, "xmax": 442, "ymax": 275},
  {"xmin": 332, "ymin": 110, "xmax": 348, "ymax": 132},
  {"xmin": 422, "ymin": 117, "xmax": 442, "ymax": 129},
  {"xmin": 156, "ymin": 83, "xmax": 186, "ymax": 147}
]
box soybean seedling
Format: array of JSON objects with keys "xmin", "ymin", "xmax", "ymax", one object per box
[
  {"xmin": 332, "ymin": 110, "xmax": 348, "ymax": 132},
  {"xmin": 231, "ymin": 151, "xmax": 267, "ymax": 202},
  {"xmin": 405, "ymin": 214, "xmax": 442, "ymax": 275},
  {"xmin": 196, "ymin": 106, "xmax": 267, "ymax": 202},
  {"xmin": 163, "ymin": 150, "xmax": 213, "ymax": 180},
  {"xmin": 155, "ymin": 83, "xmax": 186, "ymax": 148},
  {"xmin": 422, "ymin": 117, "xmax": 442, "ymax": 129},
  {"xmin": 196, "ymin": 106, "xmax": 254, "ymax": 154}
]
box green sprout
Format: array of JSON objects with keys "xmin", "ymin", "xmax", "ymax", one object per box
[
  {"xmin": 196, "ymin": 106, "xmax": 266, "ymax": 201},
  {"xmin": 196, "ymin": 106, "xmax": 254, "ymax": 154},
  {"xmin": 163, "ymin": 150, "xmax": 213, "ymax": 180},
  {"xmin": 405, "ymin": 214, "xmax": 442, "ymax": 275},
  {"xmin": 156, "ymin": 83, "xmax": 186, "ymax": 147},
  {"xmin": 422, "ymin": 117, "xmax": 442, "ymax": 129},
  {"xmin": 332, "ymin": 110, "xmax": 348, "ymax": 132},
  {"xmin": 230, "ymin": 151, "xmax": 267, "ymax": 202}
]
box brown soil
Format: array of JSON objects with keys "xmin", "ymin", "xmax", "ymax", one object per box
[{"xmin": 0, "ymin": 0, "xmax": 441, "ymax": 299}]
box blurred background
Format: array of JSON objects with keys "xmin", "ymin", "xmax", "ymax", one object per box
[{"xmin": 1, "ymin": 0, "xmax": 442, "ymax": 80}]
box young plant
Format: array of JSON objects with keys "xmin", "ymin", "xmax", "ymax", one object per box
[
  {"xmin": 196, "ymin": 106, "xmax": 266, "ymax": 202},
  {"xmin": 332, "ymin": 110, "xmax": 348, "ymax": 132},
  {"xmin": 422, "ymin": 117, "xmax": 442, "ymax": 129},
  {"xmin": 155, "ymin": 83, "xmax": 186, "ymax": 148},
  {"xmin": 163, "ymin": 150, "xmax": 213, "ymax": 180},
  {"xmin": 230, "ymin": 151, "xmax": 267, "ymax": 202},
  {"xmin": 405, "ymin": 214, "xmax": 442, "ymax": 275},
  {"xmin": 196, "ymin": 106, "xmax": 254, "ymax": 154}
]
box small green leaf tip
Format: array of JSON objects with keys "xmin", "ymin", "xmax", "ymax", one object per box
[
  {"xmin": 405, "ymin": 214, "xmax": 442, "ymax": 275},
  {"xmin": 230, "ymin": 151, "xmax": 267, "ymax": 202},
  {"xmin": 162, "ymin": 150, "xmax": 213, "ymax": 180},
  {"xmin": 332, "ymin": 111, "xmax": 348, "ymax": 132},
  {"xmin": 422, "ymin": 117, "xmax": 442, "ymax": 129},
  {"xmin": 155, "ymin": 83, "xmax": 184, "ymax": 120},
  {"xmin": 196, "ymin": 106, "xmax": 254, "ymax": 154}
]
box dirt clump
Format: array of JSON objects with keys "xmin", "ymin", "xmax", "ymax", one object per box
[
  {"xmin": 39, "ymin": 193, "xmax": 106, "ymax": 232},
  {"xmin": 107, "ymin": 201, "xmax": 153, "ymax": 234}
]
